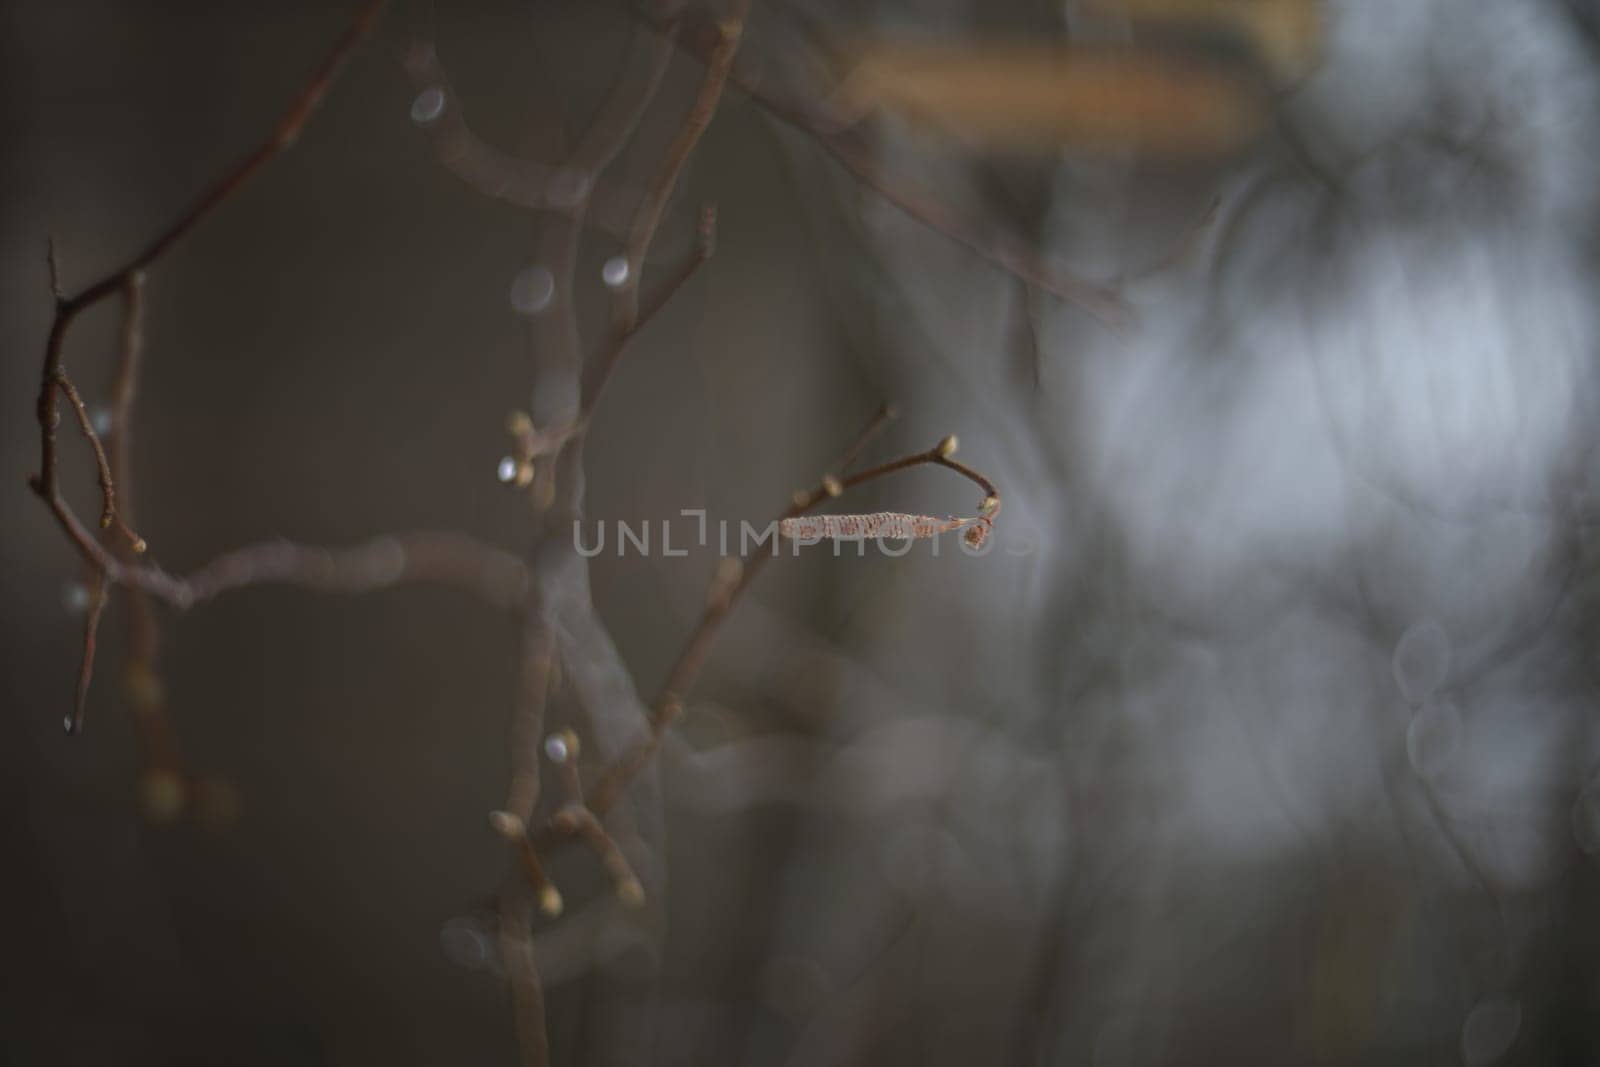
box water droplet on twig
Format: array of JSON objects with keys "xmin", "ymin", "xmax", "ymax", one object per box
[
  {"xmin": 410, "ymin": 87, "xmax": 446, "ymax": 126},
  {"xmin": 509, "ymin": 266, "xmax": 555, "ymax": 316},
  {"xmin": 496, "ymin": 457, "xmax": 518, "ymax": 484},
  {"xmin": 440, "ymin": 915, "xmax": 494, "ymax": 971},
  {"xmin": 601, "ymin": 256, "xmax": 630, "ymax": 289}
]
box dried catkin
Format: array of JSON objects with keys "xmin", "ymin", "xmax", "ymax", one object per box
[{"xmin": 780, "ymin": 512, "xmax": 966, "ymax": 541}]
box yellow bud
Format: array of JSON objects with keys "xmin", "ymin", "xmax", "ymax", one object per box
[
  {"xmin": 538, "ymin": 884, "xmax": 565, "ymax": 918},
  {"xmin": 488, "ymin": 810, "xmax": 525, "ymax": 840}
]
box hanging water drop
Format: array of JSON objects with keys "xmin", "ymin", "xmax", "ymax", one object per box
[
  {"xmin": 544, "ymin": 733, "xmax": 570, "ymax": 765},
  {"xmin": 509, "ymin": 266, "xmax": 555, "ymax": 316},
  {"xmin": 496, "ymin": 456, "xmax": 518, "ymax": 484},
  {"xmin": 601, "ymin": 256, "xmax": 630, "ymax": 289},
  {"xmin": 410, "ymin": 87, "xmax": 446, "ymax": 126},
  {"xmin": 440, "ymin": 915, "xmax": 493, "ymax": 971}
]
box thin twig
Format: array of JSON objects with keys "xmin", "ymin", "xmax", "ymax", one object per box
[
  {"xmin": 554, "ymin": 740, "xmax": 585, "ymax": 809},
  {"xmin": 401, "ymin": 26, "xmax": 673, "ymax": 227},
  {"xmin": 614, "ymin": 1, "xmax": 749, "ymax": 331},
  {"xmin": 107, "ymin": 274, "xmax": 146, "ymax": 508},
  {"xmin": 106, "ymin": 272, "xmax": 181, "ymax": 776},
  {"xmin": 832, "ymin": 401, "xmax": 899, "ymax": 476},
  {"xmin": 183, "ymin": 533, "xmax": 532, "ymax": 607},
  {"xmin": 581, "ymin": 205, "xmax": 717, "ymax": 414},
  {"xmin": 551, "ymin": 805, "xmax": 645, "ymax": 907},
  {"xmin": 640, "ymin": 6, "xmax": 1129, "ymax": 325},
  {"xmin": 505, "ymin": 618, "xmax": 556, "ymax": 823},
  {"xmin": 499, "ymin": 888, "xmax": 551, "ymax": 1067},
  {"xmin": 66, "ymin": 572, "xmax": 109, "ymax": 735},
  {"xmin": 31, "ymin": 0, "xmax": 387, "ymax": 729},
  {"xmin": 54, "ymin": 372, "xmax": 144, "ymax": 552},
  {"xmin": 491, "ymin": 810, "xmax": 565, "ymax": 918},
  {"xmin": 586, "ymin": 426, "xmax": 1002, "ymax": 816}
]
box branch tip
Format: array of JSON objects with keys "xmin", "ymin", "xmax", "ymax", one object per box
[
  {"xmin": 698, "ymin": 204, "xmax": 718, "ymax": 256},
  {"xmin": 538, "ymin": 884, "xmax": 565, "ymax": 918},
  {"xmin": 489, "ymin": 809, "xmax": 527, "ymax": 840},
  {"xmin": 616, "ymin": 876, "xmax": 646, "ymax": 909},
  {"xmin": 46, "ymin": 236, "xmax": 63, "ymax": 300}
]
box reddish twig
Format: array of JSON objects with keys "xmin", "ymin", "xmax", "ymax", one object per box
[
  {"xmin": 104, "ymin": 272, "xmax": 185, "ymax": 786},
  {"xmin": 499, "ymin": 887, "xmax": 551, "ymax": 1067},
  {"xmin": 542, "ymin": 729, "xmax": 586, "ymax": 809},
  {"xmin": 66, "ymin": 572, "xmax": 108, "ymax": 736},
  {"xmin": 552, "ymin": 804, "xmax": 646, "ymax": 908},
  {"xmin": 491, "ymin": 810, "xmax": 565, "ymax": 919},
  {"xmin": 53, "ymin": 372, "xmax": 145, "ymax": 552},
  {"xmin": 31, "ymin": 0, "xmax": 387, "ymax": 730}
]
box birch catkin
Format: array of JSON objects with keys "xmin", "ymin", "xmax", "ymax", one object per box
[{"xmin": 780, "ymin": 511, "xmax": 967, "ymax": 541}]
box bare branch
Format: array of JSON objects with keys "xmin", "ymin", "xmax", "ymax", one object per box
[
  {"xmin": 614, "ymin": 2, "xmax": 749, "ymax": 331},
  {"xmin": 32, "ymin": 1, "xmax": 387, "ymax": 730},
  {"xmin": 587, "ymin": 421, "xmax": 1002, "ymax": 817},
  {"xmin": 505, "ymin": 618, "xmax": 556, "ymax": 823},
  {"xmin": 580, "ymin": 205, "xmax": 717, "ymax": 415},
  {"xmin": 181, "ymin": 532, "xmax": 532, "ymax": 608},
  {"xmin": 54, "ymin": 372, "xmax": 144, "ymax": 552},
  {"xmin": 66, "ymin": 572, "xmax": 108, "ymax": 735},
  {"xmin": 552, "ymin": 805, "xmax": 646, "ymax": 907},
  {"xmin": 642, "ymin": 6, "xmax": 1129, "ymax": 324},
  {"xmin": 499, "ymin": 889, "xmax": 551, "ymax": 1067}
]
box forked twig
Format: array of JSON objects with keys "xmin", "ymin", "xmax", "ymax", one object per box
[
  {"xmin": 642, "ymin": 6, "xmax": 1130, "ymax": 325},
  {"xmin": 585, "ymin": 423, "xmax": 1001, "ymax": 817},
  {"xmin": 613, "ymin": 1, "xmax": 750, "ymax": 331},
  {"xmin": 66, "ymin": 573, "xmax": 108, "ymax": 736},
  {"xmin": 53, "ymin": 371, "xmax": 144, "ymax": 552},
  {"xmin": 32, "ymin": 0, "xmax": 387, "ymax": 733},
  {"xmin": 37, "ymin": 7, "xmax": 1014, "ymax": 1064}
]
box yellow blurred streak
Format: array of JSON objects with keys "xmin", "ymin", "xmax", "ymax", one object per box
[
  {"xmin": 1083, "ymin": 0, "xmax": 1323, "ymax": 80},
  {"xmin": 834, "ymin": 42, "xmax": 1267, "ymax": 157}
]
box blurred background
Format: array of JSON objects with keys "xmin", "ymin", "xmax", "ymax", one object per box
[{"xmin": 4, "ymin": 0, "xmax": 1600, "ymax": 1064}]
